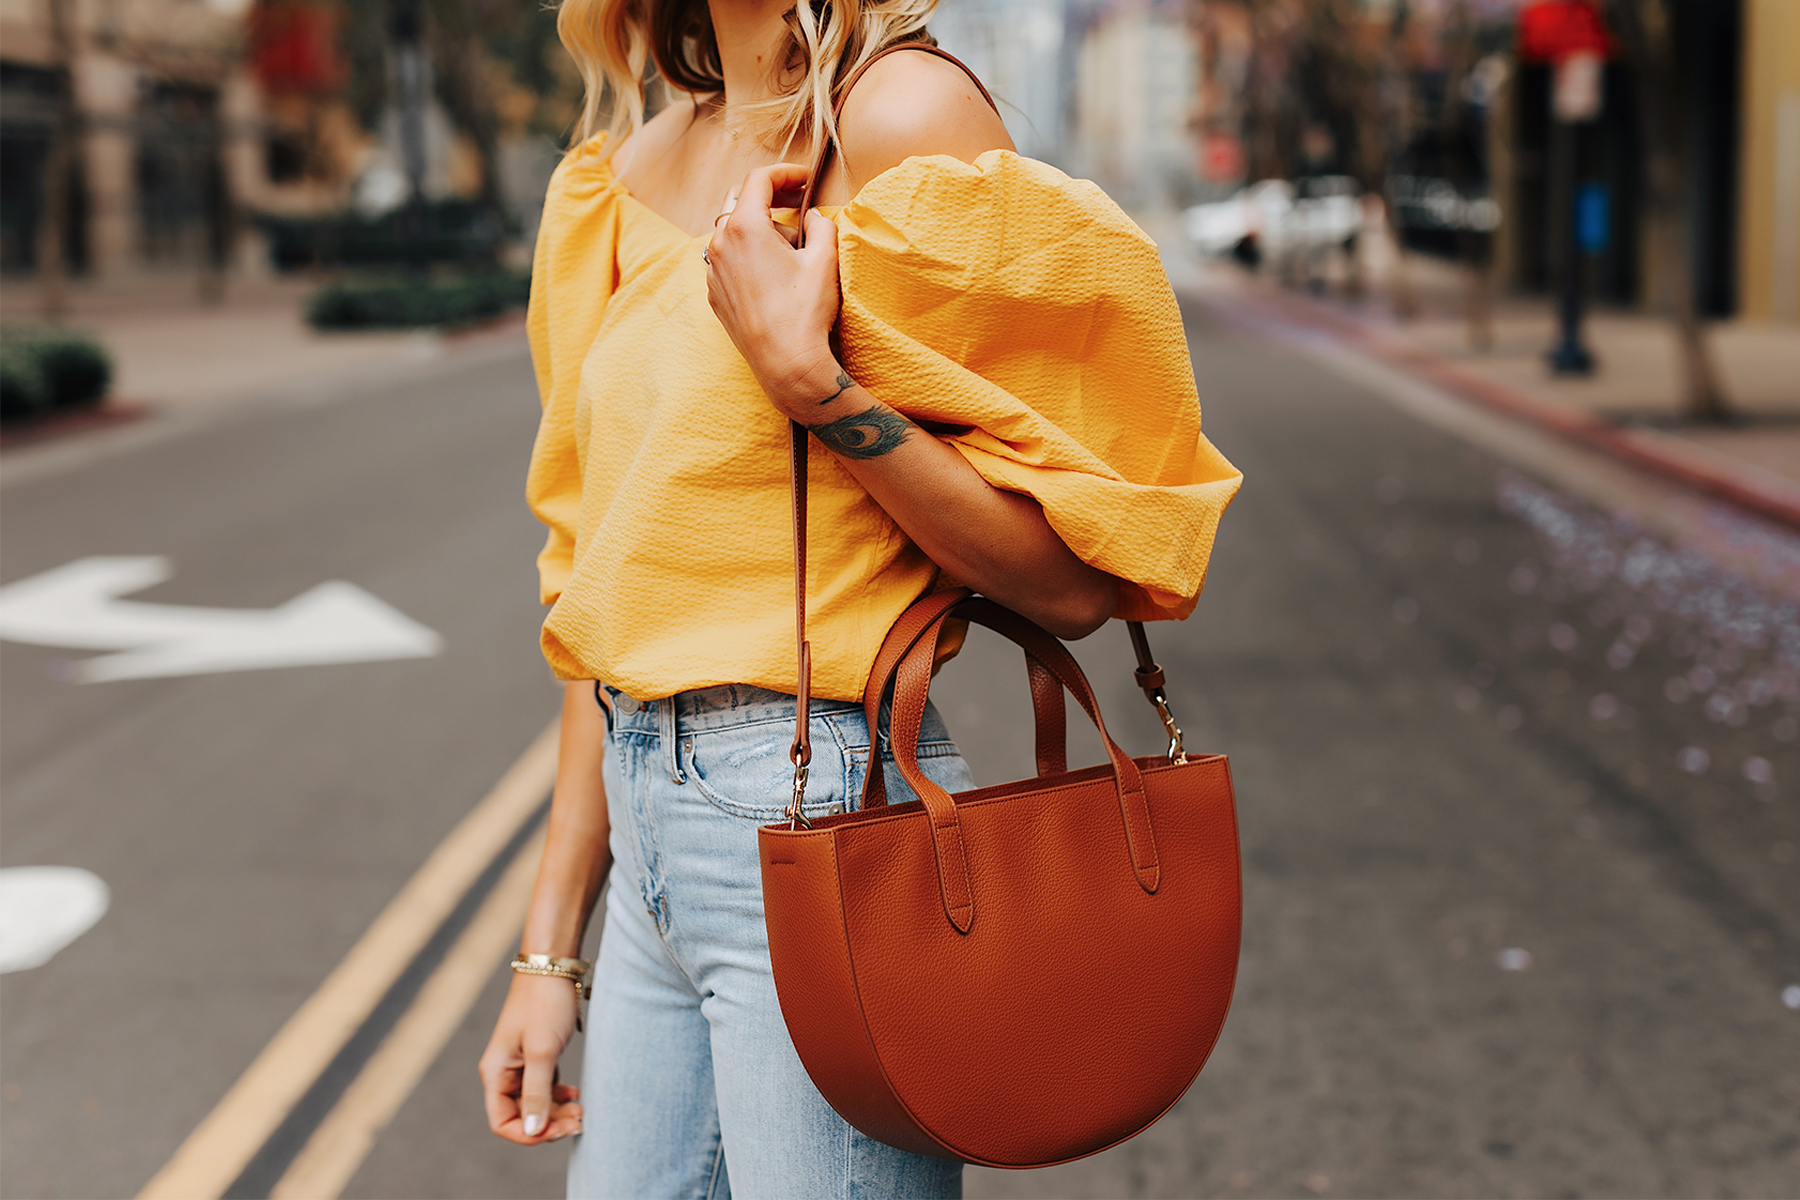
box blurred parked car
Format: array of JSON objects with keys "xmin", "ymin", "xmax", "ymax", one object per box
[{"xmin": 1185, "ymin": 175, "xmax": 1364, "ymax": 271}]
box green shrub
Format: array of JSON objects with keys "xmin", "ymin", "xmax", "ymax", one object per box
[
  {"xmin": 0, "ymin": 341, "xmax": 48, "ymax": 420},
  {"xmin": 307, "ymin": 272, "xmax": 531, "ymax": 331},
  {"xmin": 34, "ymin": 338, "xmax": 111, "ymax": 407},
  {"xmin": 0, "ymin": 328, "xmax": 111, "ymax": 421}
]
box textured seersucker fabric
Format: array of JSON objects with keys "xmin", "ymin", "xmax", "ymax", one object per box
[{"xmin": 524, "ymin": 134, "xmax": 1242, "ymax": 701}]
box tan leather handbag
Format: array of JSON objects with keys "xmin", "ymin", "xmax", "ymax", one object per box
[{"xmin": 758, "ymin": 43, "xmax": 1242, "ymax": 1169}]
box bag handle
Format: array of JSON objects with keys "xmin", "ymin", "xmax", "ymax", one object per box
[
  {"xmin": 783, "ymin": 41, "xmax": 1187, "ymax": 828},
  {"xmin": 854, "ymin": 604, "xmax": 1071, "ymax": 811},
  {"xmin": 884, "ymin": 597, "xmax": 1163, "ymax": 931}
]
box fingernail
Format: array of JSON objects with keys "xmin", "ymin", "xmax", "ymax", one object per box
[{"xmin": 523, "ymin": 1113, "xmax": 545, "ymax": 1137}]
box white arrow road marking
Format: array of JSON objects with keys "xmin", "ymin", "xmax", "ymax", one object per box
[
  {"xmin": 0, "ymin": 556, "xmax": 442, "ymax": 682},
  {"xmin": 0, "ymin": 867, "xmax": 110, "ymax": 973}
]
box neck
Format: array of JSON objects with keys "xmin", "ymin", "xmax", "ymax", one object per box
[{"xmin": 707, "ymin": 0, "xmax": 796, "ymax": 110}]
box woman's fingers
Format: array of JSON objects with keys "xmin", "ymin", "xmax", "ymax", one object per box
[
  {"xmin": 710, "ymin": 166, "xmax": 813, "ymax": 257},
  {"xmin": 477, "ymin": 1057, "xmax": 521, "ymax": 1136},
  {"xmin": 517, "ymin": 1036, "xmax": 561, "ymax": 1139},
  {"xmin": 799, "ymin": 206, "xmax": 838, "ymax": 260},
  {"xmin": 729, "ymin": 162, "xmax": 812, "ymax": 225},
  {"xmin": 545, "ymin": 1099, "xmax": 584, "ymax": 1141},
  {"xmin": 480, "ymin": 1060, "xmax": 573, "ymax": 1145},
  {"xmin": 719, "ymin": 163, "xmax": 812, "ymax": 248},
  {"xmin": 715, "ymin": 185, "xmax": 740, "ymax": 226}
]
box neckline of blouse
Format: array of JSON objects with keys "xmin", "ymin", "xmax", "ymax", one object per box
[{"xmin": 571, "ymin": 132, "xmax": 1004, "ymax": 248}]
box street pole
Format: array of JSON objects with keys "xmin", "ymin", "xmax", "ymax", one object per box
[
  {"xmin": 38, "ymin": 0, "xmax": 76, "ymax": 323},
  {"xmin": 1546, "ymin": 50, "xmax": 1600, "ymax": 375},
  {"xmin": 389, "ymin": 0, "xmax": 429, "ymax": 275}
]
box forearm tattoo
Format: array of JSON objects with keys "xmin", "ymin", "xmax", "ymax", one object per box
[
  {"xmin": 819, "ymin": 371, "xmax": 855, "ymax": 406},
  {"xmin": 807, "ymin": 403, "xmax": 911, "ymax": 459}
]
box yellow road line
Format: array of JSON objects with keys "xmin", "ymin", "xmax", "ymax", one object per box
[
  {"xmin": 270, "ymin": 827, "xmax": 546, "ymax": 1199},
  {"xmin": 137, "ymin": 718, "xmax": 560, "ymax": 1200}
]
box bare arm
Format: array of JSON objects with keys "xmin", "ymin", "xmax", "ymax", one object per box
[
  {"xmin": 775, "ymin": 362, "xmax": 1116, "ymax": 638},
  {"xmin": 478, "ymin": 680, "xmax": 612, "ymax": 1145},
  {"xmin": 705, "ymin": 60, "xmax": 1118, "ymax": 638}
]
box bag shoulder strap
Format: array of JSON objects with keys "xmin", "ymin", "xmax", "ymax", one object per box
[
  {"xmin": 796, "ymin": 41, "xmax": 999, "ymax": 217},
  {"xmin": 785, "ymin": 40, "xmax": 998, "ymax": 796},
  {"xmin": 783, "ymin": 45, "xmax": 1183, "ymax": 824}
]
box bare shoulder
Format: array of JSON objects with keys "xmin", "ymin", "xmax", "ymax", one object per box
[{"xmin": 836, "ymin": 48, "xmax": 1014, "ymax": 193}]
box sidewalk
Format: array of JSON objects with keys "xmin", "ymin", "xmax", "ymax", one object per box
[
  {"xmin": 1, "ymin": 274, "xmax": 445, "ymax": 426},
  {"xmin": 1175, "ymin": 237, "xmax": 1800, "ymax": 528}
]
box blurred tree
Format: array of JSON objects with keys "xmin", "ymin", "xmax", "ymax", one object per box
[
  {"xmin": 482, "ymin": 5, "xmax": 585, "ymax": 139},
  {"xmin": 1240, "ymin": 0, "xmax": 1302, "ymax": 184},
  {"xmin": 1238, "ymin": 0, "xmax": 1417, "ymax": 313},
  {"xmin": 426, "ymin": 0, "xmax": 508, "ymax": 224},
  {"xmin": 1603, "ymin": 0, "xmax": 1729, "ymax": 423},
  {"xmin": 335, "ymin": 0, "xmax": 578, "ymax": 228},
  {"xmin": 340, "ymin": 2, "xmax": 391, "ymax": 133},
  {"xmin": 1440, "ymin": 0, "xmax": 1493, "ymax": 349}
]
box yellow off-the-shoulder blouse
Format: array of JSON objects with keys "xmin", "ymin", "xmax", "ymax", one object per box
[{"xmin": 525, "ymin": 133, "xmax": 1242, "ymax": 701}]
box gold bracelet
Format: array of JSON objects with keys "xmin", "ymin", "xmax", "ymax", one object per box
[
  {"xmin": 511, "ymin": 954, "xmax": 591, "ymax": 995},
  {"xmin": 512, "ymin": 953, "xmax": 590, "ymax": 976},
  {"xmin": 512, "ymin": 954, "xmax": 593, "ymax": 1030}
]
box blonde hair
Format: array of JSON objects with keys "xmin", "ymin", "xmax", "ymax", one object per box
[{"xmin": 556, "ymin": 0, "xmax": 938, "ymax": 161}]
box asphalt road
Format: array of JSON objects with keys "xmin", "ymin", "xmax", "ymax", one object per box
[{"xmin": 2, "ymin": 288, "xmax": 1797, "ymax": 1199}]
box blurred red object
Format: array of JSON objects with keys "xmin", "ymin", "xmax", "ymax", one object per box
[
  {"xmin": 1517, "ymin": 0, "xmax": 1613, "ymax": 63},
  {"xmin": 1519, "ymin": 0, "xmax": 1620, "ymax": 63},
  {"xmin": 252, "ymin": 1, "xmax": 343, "ymax": 94},
  {"xmin": 1199, "ymin": 133, "xmax": 1245, "ymax": 185}
]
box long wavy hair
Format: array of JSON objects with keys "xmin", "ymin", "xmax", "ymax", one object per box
[{"xmin": 556, "ymin": 0, "xmax": 938, "ymax": 160}]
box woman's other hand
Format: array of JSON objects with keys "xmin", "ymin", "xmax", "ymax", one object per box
[
  {"xmin": 478, "ymin": 680, "xmax": 610, "ymax": 1145},
  {"xmin": 704, "ymin": 162, "xmax": 840, "ymax": 416},
  {"xmin": 479, "ymin": 971, "xmax": 585, "ymax": 1143}
]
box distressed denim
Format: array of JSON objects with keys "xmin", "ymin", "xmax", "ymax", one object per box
[{"xmin": 567, "ymin": 683, "xmax": 971, "ymax": 1200}]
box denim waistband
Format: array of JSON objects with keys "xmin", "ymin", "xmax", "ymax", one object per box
[{"xmin": 602, "ymin": 682, "xmax": 863, "ymax": 737}]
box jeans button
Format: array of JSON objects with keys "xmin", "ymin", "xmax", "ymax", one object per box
[{"xmin": 614, "ymin": 694, "xmax": 641, "ymax": 715}]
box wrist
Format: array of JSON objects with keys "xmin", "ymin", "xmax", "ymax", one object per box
[
  {"xmin": 760, "ymin": 344, "xmax": 843, "ymax": 417},
  {"xmin": 511, "ymin": 951, "xmax": 592, "ymax": 1028}
]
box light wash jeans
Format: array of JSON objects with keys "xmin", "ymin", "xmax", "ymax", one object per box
[{"xmin": 567, "ymin": 683, "xmax": 973, "ymax": 1200}]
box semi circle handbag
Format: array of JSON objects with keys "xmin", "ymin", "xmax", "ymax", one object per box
[{"xmin": 760, "ymin": 52, "xmax": 1241, "ymax": 1160}]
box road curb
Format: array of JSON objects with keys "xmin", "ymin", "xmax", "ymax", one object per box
[
  {"xmin": 1195, "ymin": 280, "xmax": 1800, "ymax": 534},
  {"xmin": 0, "ymin": 400, "xmax": 151, "ymax": 452}
]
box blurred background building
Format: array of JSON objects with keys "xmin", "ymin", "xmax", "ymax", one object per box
[
  {"xmin": 1, "ymin": 0, "xmax": 255, "ymax": 284},
  {"xmin": 1, "ymin": 0, "xmax": 1794, "ymax": 328},
  {"xmin": 1171, "ymin": 0, "xmax": 1799, "ymax": 327},
  {"xmin": 0, "ymin": 0, "xmax": 574, "ymax": 296}
]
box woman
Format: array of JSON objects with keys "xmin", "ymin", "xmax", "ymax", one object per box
[{"xmin": 478, "ymin": 0, "xmax": 1241, "ymax": 1194}]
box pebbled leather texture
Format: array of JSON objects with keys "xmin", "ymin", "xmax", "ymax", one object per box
[{"xmin": 763, "ymin": 39, "xmax": 1241, "ymax": 1170}]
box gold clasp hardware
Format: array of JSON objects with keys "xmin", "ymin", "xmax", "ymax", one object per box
[
  {"xmin": 1152, "ymin": 691, "xmax": 1188, "ymax": 764},
  {"xmin": 785, "ymin": 761, "xmax": 812, "ymax": 829}
]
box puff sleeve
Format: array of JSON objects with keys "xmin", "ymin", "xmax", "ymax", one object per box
[
  {"xmin": 834, "ymin": 151, "xmax": 1242, "ymax": 622},
  {"xmin": 524, "ymin": 136, "xmax": 623, "ymax": 605}
]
